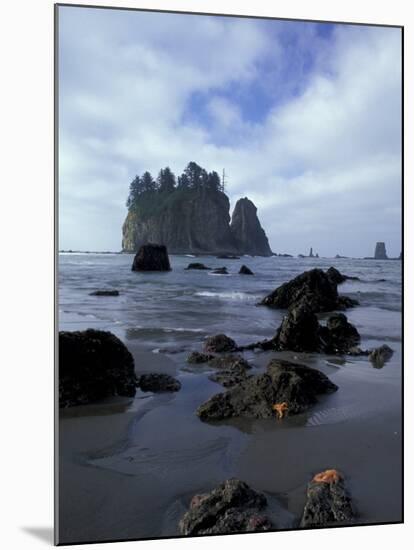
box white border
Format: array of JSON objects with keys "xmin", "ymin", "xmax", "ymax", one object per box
[{"xmin": 1, "ymin": 1, "xmax": 411, "ymax": 549}]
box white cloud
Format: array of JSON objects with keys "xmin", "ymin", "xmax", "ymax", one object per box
[{"xmin": 58, "ymin": 7, "xmax": 401, "ymax": 257}]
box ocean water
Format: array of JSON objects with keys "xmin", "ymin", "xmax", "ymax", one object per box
[
  {"xmin": 58, "ymin": 253, "xmax": 402, "ymax": 351},
  {"xmin": 58, "ymin": 253, "xmax": 403, "ymax": 539}
]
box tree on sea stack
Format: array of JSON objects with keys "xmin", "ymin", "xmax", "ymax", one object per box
[{"xmin": 132, "ymin": 243, "xmax": 172, "ymax": 271}]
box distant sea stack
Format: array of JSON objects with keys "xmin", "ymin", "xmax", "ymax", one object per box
[
  {"xmin": 122, "ymin": 162, "xmax": 273, "ymax": 257},
  {"xmin": 230, "ymin": 198, "xmax": 272, "ymax": 257},
  {"xmin": 374, "ymin": 242, "xmax": 388, "ymax": 260}
]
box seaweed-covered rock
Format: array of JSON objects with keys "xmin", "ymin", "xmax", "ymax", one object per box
[
  {"xmin": 239, "ymin": 265, "xmax": 254, "ymax": 275},
  {"xmin": 59, "ymin": 329, "xmax": 136, "ymax": 407},
  {"xmin": 197, "ymin": 359, "xmax": 337, "ymax": 421},
  {"xmin": 179, "ymin": 478, "xmax": 273, "ymax": 535},
  {"xmin": 203, "ymin": 334, "xmax": 238, "ymax": 353},
  {"xmin": 320, "ymin": 313, "xmax": 361, "ymax": 354},
  {"xmin": 138, "ymin": 373, "xmax": 181, "ymax": 392},
  {"xmin": 369, "ymin": 344, "xmax": 394, "ymax": 367},
  {"xmin": 131, "ymin": 243, "xmax": 171, "ymax": 271},
  {"xmin": 208, "ymin": 355, "xmax": 251, "ymax": 387},
  {"xmin": 187, "ymin": 351, "xmax": 215, "ymax": 364},
  {"xmin": 300, "ymin": 470, "xmax": 354, "ymax": 527},
  {"xmin": 89, "ymin": 290, "xmax": 120, "ymax": 296},
  {"xmin": 185, "ymin": 262, "xmax": 210, "ymax": 270},
  {"xmin": 260, "ymin": 268, "xmax": 358, "ymax": 313}
]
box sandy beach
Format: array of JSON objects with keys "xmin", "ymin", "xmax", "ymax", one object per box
[{"xmin": 58, "ymin": 339, "xmax": 402, "ymax": 544}]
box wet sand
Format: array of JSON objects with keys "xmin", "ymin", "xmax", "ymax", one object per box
[{"xmin": 58, "ymin": 344, "xmax": 402, "ymax": 544}]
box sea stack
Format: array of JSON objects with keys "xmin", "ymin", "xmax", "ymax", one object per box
[
  {"xmin": 374, "ymin": 242, "xmax": 388, "ymax": 260},
  {"xmin": 309, "ymin": 247, "xmax": 314, "ymax": 258},
  {"xmin": 132, "ymin": 243, "xmax": 171, "ymax": 271},
  {"xmin": 230, "ymin": 197, "xmax": 273, "ymax": 256}
]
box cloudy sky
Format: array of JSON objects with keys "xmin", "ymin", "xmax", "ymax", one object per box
[{"xmin": 58, "ymin": 6, "xmax": 402, "ymax": 257}]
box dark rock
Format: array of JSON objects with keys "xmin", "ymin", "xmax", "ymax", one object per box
[
  {"xmin": 131, "ymin": 243, "xmax": 171, "ymax": 271},
  {"xmin": 336, "ymin": 296, "xmax": 359, "ymax": 309},
  {"xmin": 185, "ymin": 262, "xmax": 210, "ymax": 270},
  {"xmin": 326, "ymin": 266, "xmax": 359, "ymax": 285},
  {"xmin": 369, "ymin": 344, "xmax": 394, "ymax": 367},
  {"xmin": 59, "ymin": 329, "xmax": 136, "ymax": 407},
  {"xmin": 239, "ymin": 264, "xmax": 254, "ymax": 275},
  {"xmin": 246, "ymin": 306, "xmax": 360, "ymax": 356},
  {"xmin": 187, "ymin": 351, "xmax": 215, "ymax": 364},
  {"xmin": 208, "ymin": 355, "xmax": 251, "ymax": 387},
  {"xmin": 230, "ymin": 198, "xmax": 273, "ymax": 257},
  {"xmin": 197, "ymin": 359, "xmax": 337, "ymax": 421},
  {"xmin": 320, "ymin": 313, "xmax": 361, "ymax": 354},
  {"xmin": 211, "ymin": 267, "xmax": 228, "ymax": 274},
  {"xmin": 260, "ymin": 268, "xmax": 359, "ymax": 312},
  {"xmin": 300, "ymin": 470, "xmax": 354, "ymax": 527},
  {"xmin": 89, "ymin": 290, "xmax": 120, "ymax": 296},
  {"xmin": 203, "ymin": 334, "xmax": 238, "ymax": 353},
  {"xmin": 138, "ymin": 373, "xmax": 181, "ymax": 392},
  {"xmin": 217, "ymin": 254, "xmax": 240, "ymax": 259},
  {"xmin": 179, "ymin": 478, "xmax": 273, "ymax": 535},
  {"xmin": 374, "ymin": 242, "xmax": 388, "ymax": 260},
  {"xmin": 273, "ymin": 305, "xmax": 322, "ymax": 352}
]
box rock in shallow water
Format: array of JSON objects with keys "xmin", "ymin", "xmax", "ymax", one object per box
[
  {"xmin": 369, "ymin": 344, "xmax": 394, "ymax": 367},
  {"xmin": 186, "ymin": 351, "xmax": 215, "ymax": 364},
  {"xmin": 131, "ymin": 243, "xmax": 171, "ymax": 271},
  {"xmin": 239, "ymin": 264, "xmax": 254, "ymax": 275},
  {"xmin": 203, "ymin": 334, "xmax": 238, "ymax": 353},
  {"xmin": 185, "ymin": 262, "xmax": 210, "ymax": 270},
  {"xmin": 208, "ymin": 355, "xmax": 251, "ymax": 387},
  {"xmin": 59, "ymin": 329, "xmax": 136, "ymax": 407},
  {"xmin": 326, "ymin": 266, "xmax": 359, "ymax": 285},
  {"xmin": 197, "ymin": 359, "xmax": 337, "ymax": 421},
  {"xmin": 179, "ymin": 478, "xmax": 273, "ymax": 535},
  {"xmin": 300, "ymin": 469, "xmax": 354, "ymax": 527},
  {"xmin": 320, "ymin": 313, "xmax": 361, "ymax": 354},
  {"xmin": 247, "ymin": 306, "xmax": 361, "ymax": 355},
  {"xmin": 89, "ymin": 289, "xmax": 120, "ymax": 296},
  {"xmin": 260, "ymin": 268, "xmax": 358, "ymax": 313},
  {"xmin": 211, "ymin": 267, "xmax": 228, "ymax": 275},
  {"xmin": 138, "ymin": 373, "xmax": 181, "ymax": 392}
]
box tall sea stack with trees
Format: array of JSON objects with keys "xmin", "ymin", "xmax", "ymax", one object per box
[{"xmin": 122, "ymin": 162, "xmax": 273, "ymax": 256}]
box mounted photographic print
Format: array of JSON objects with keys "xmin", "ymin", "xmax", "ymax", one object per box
[{"xmin": 56, "ymin": 3, "xmax": 403, "ymax": 545}]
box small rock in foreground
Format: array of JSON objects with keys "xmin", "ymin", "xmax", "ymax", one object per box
[
  {"xmin": 300, "ymin": 469, "xmax": 354, "ymax": 527},
  {"xmin": 138, "ymin": 373, "xmax": 181, "ymax": 392},
  {"xmin": 179, "ymin": 478, "xmax": 273, "ymax": 535}
]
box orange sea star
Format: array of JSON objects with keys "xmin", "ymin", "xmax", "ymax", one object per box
[
  {"xmin": 312, "ymin": 469, "xmax": 342, "ymax": 484},
  {"xmin": 272, "ymin": 402, "xmax": 289, "ymax": 419}
]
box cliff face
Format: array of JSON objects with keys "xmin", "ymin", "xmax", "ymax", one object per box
[
  {"xmin": 230, "ymin": 198, "xmax": 273, "ymax": 257},
  {"xmin": 122, "ymin": 188, "xmax": 238, "ymax": 255},
  {"xmin": 122, "ymin": 188, "xmax": 272, "ymax": 256}
]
